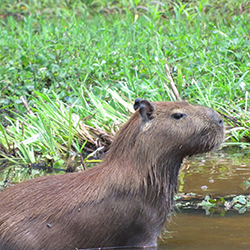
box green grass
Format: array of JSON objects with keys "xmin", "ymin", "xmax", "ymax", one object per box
[{"xmin": 0, "ymin": 0, "xmax": 250, "ymax": 180}]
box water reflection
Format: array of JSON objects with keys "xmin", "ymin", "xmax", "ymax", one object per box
[
  {"xmin": 178, "ymin": 149, "xmax": 250, "ymax": 196},
  {"xmin": 160, "ymin": 210, "xmax": 250, "ymax": 249},
  {"xmin": 160, "ymin": 148, "xmax": 250, "ymax": 249},
  {"xmin": 1, "ymin": 148, "xmax": 250, "ymax": 249}
]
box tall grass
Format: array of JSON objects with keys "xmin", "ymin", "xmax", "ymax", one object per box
[{"xmin": 0, "ymin": 0, "xmax": 250, "ymax": 180}]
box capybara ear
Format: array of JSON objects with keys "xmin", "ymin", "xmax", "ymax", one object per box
[
  {"xmin": 134, "ymin": 99, "xmax": 155, "ymax": 120},
  {"xmin": 134, "ymin": 98, "xmax": 142, "ymax": 110}
]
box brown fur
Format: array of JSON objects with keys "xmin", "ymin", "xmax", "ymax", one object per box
[{"xmin": 0, "ymin": 100, "xmax": 224, "ymax": 250}]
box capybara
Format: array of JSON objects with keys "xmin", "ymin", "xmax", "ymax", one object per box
[{"xmin": 0, "ymin": 99, "xmax": 224, "ymax": 250}]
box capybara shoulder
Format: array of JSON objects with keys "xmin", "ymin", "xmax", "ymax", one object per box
[{"xmin": 0, "ymin": 99, "xmax": 224, "ymax": 250}]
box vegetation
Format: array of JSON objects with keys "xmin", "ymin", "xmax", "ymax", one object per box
[
  {"xmin": 0, "ymin": 0, "xmax": 250, "ymax": 181},
  {"xmin": 175, "ymin": 194, "xmax": 250, "ymax": 216}
]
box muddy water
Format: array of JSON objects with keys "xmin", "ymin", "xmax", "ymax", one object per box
[
  {"xmin": 160, "ymin": 212, "xmax": 250, "ymax": 249},
  {"xmin": 159, "ymin": 147, "xmax": 250, "ymax": 249},
  {"xmin": 178, "ymin": 149, "xmax": 250, "ymax": 196},
  {"xmin": 1, "ymin": 147, "xmax": 250, "ymax": 249}
]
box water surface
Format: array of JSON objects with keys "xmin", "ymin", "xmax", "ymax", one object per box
[
  {"xmin": 1, "ymin": 147, "xmax": 250, "ymax": 249},
  {"xmin": 160, "ymin": 147, "xmax": 250, "ymax": 249}
]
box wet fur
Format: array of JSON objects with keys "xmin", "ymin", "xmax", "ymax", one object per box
[{"xmin": 0, "ymin": 101, "xmax": 224, "ymax": 250}]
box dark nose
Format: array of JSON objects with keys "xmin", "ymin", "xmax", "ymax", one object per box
[{"xmin": 207, "ymin": 108, "xmax": 224, "ymax": 128}]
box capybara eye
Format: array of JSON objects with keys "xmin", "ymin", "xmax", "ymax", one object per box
[{"xmin": 171, "ymin": 113, "xmax": 186, "ymax": 120}]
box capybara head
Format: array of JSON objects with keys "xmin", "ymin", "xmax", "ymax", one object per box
[
  {"xmin": 0, "ymin": 99, "xmax": 224, "ymax": 250},
  {"xmin": 105, "ymin": 99, "xmax": 224, "ymax": 170},
  {"xmin": 134, "ymin": 99, "xmax": 224, "ymax": 155}
]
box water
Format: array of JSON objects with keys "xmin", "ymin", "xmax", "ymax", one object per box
[
  {"xmin": 178, "ymin": 149, "xmax": 250, "ymax": 196},
  {"xmin": 159, "ymin": 147, "xmax": 250, "ymax": 249},
  {"xmin": 159, "ymin": 211, "xmax": 250, "ymax": 250},
  {"xmin": 1, "ymin": 147, "xmax": 250, "ymax": 249}
]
